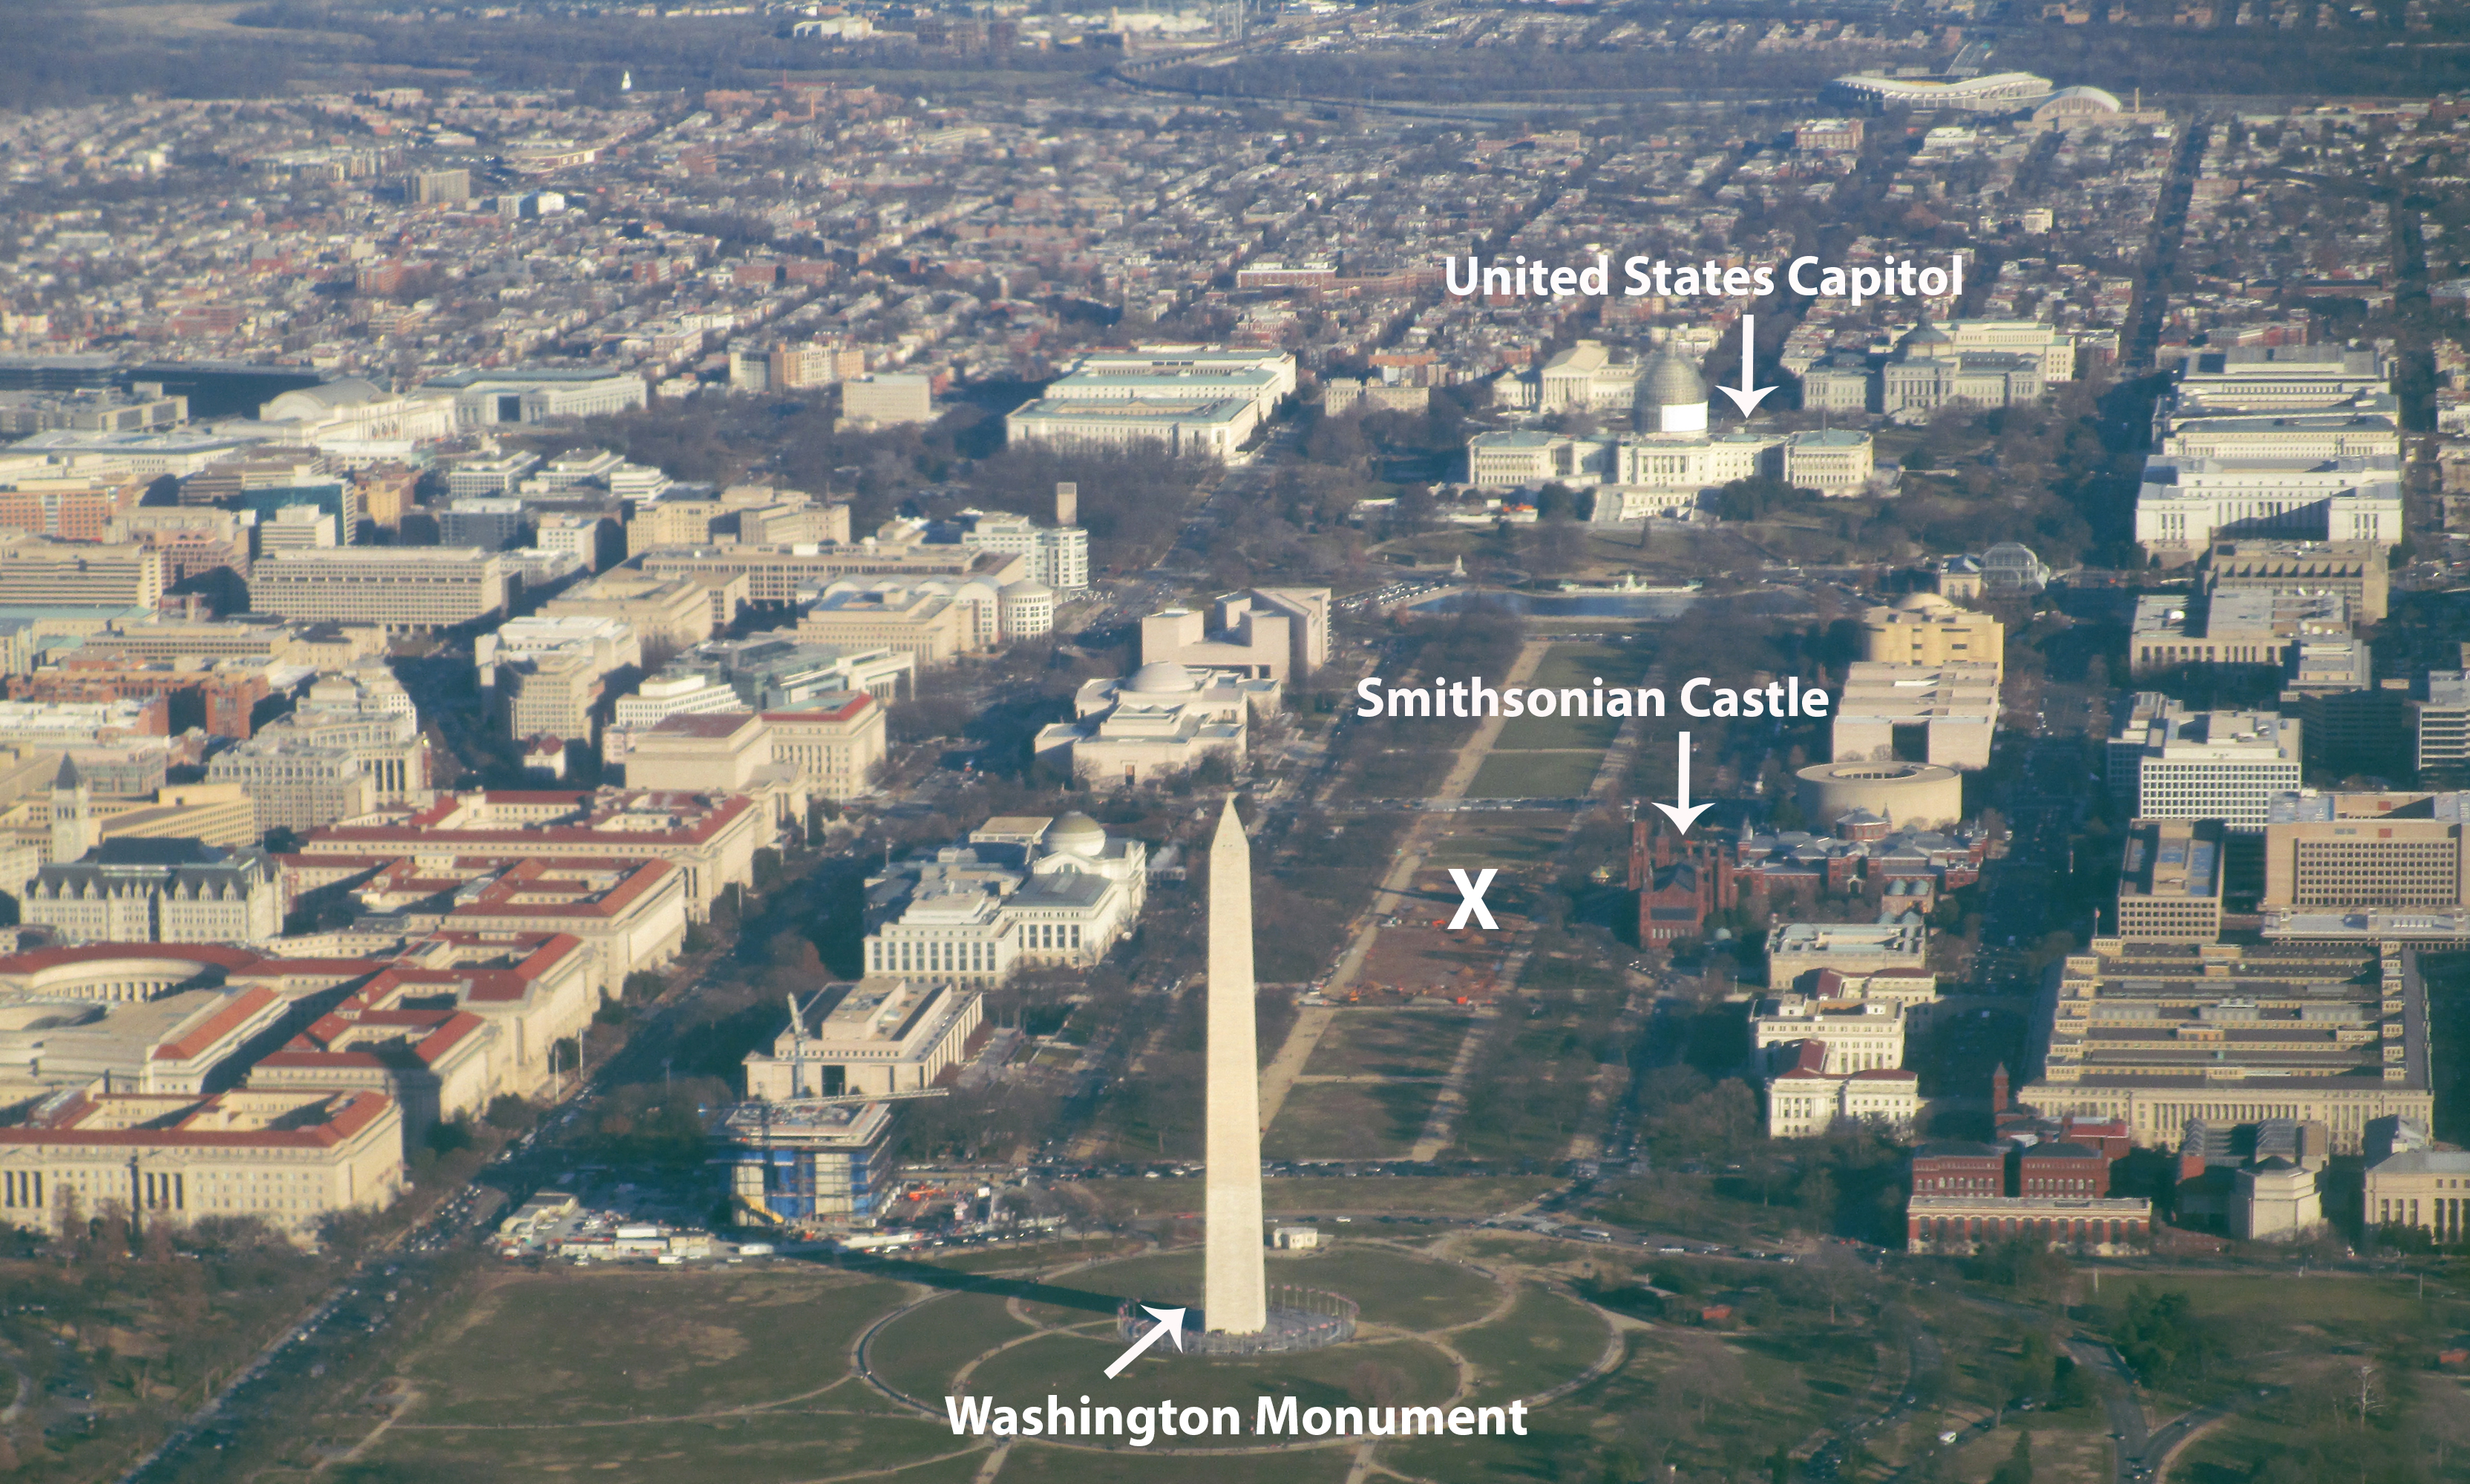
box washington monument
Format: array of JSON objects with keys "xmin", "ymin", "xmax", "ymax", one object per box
[{"xmin": 1205, "ymin": 795, "xmax": 1268, "ymax": 1334}]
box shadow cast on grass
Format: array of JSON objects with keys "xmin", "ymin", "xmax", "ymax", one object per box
[{"xmin": 808, "ymin": 1252, "xmax": 1126, "ymax": 1316}]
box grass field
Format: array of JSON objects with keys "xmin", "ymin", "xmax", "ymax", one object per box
[
  {"xmin": 397, "ymin": 1270, "xmax": 911, "ymax": 1425},
  {"xmin": 920, "ymin": 1238, "xmax": 1131, "ymax": 1274},
  {"xmin": 1262, "ymin": 1080, "xmax": 1439, "ymax": 1160},
  {"xmin": 868, "ymin": 1293, "xmax": 1036, "ymax": 1403},
  {"xmin": 1071, "ymin": 1175, "xmax": 1558, "ymax": 1220},
  {"xmin": 1006, "ymin": 1244, "xmax": 1503, "ymax": 1333},
  {"xmin": 2082, "ymin": 1274, "xmax": 2442, "ymax": 1357},
  {"xmin": 373, "ymin": 1411, "xmax": 972, "ymax": 1483},
  {"xmin": 998, "ymin": 1442, "xmax": 1358, "ymax": 1483},
  {"xmin": 1303, "ymin": 1011, "xmax": 1473, "ymax": 1079},
  {"xmin": 1415, "ymin": 817, "xmax": 1573, "ymax": 871},
  {"xmin": 960, "ymin": 1333, "xmax": 1461, "ymax": 1448},
  {"xmin": 1465, "ymin": 749, "xmax": 1605, "ymax": 800},
  {"xmin": 1489, "ymin": 644, "xmax": 1654, "ymax": 754},
  {"xmin": 1449, "ymin": 1284, "xmax": 1615, "ymax": 1404}
]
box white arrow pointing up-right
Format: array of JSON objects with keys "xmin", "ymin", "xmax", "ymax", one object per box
[
  {"xmin": 1651, "ymin": 731, "xmax": 1713, "ymax": 835},
  {"xmin": 1715, "ymin": 314, "xmax": 1777, "ymax": 416},
  {"xmin": 1104, "ymin": 1306, "xmax": 1187, "ymax": 1379}
]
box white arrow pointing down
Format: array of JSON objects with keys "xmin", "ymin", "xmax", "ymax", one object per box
[
  {"xmin": 1715, "ymin": 313, "xmax": 1777, "ymax": 416},
  {"xmin": 1651, "ymin": 731, "xmax": 1712, "ymax": 835}
]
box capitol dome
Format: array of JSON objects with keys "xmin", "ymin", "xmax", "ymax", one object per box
[
  {"xmin": 1635, "ymin": 350, "xmax": 1710, "ymax": 434},
  {"xmin": 1124, "ymin": 660, "xmax": 1196, "ymax": 695},
  {"xmin": 1042, "ymin": 811, "xmax": 1107, "ymax": 857}
]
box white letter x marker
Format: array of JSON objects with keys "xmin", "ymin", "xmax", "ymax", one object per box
[{"xmin": 1447, "ymin": 868, "xmax": 1498, "ymax": 930}]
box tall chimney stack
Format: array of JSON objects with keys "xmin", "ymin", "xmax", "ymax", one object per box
[{"xmin": 1055, "ymin": 481, "xmax": 1078, "ymax": 528}]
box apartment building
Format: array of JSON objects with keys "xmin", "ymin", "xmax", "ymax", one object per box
[{"xmin": 839, "ymin": 374, "xmax": 934, "ymax": 427}]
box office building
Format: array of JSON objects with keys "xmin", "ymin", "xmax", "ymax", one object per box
[
  {"xmin": 838, "ymin": 374, "xmax": 934, "ymax": 428},
  {"xmin": 1859, "ymin": 593, "xmax": 2004, "ymax": 678},
  {"xmin": 423, "ymin": 368, "xmax": 648, "ymax": 428},
  {"xmin": 2204, "ymin": 539, "xmax": 2389, "ymax": 624},
  {"xmin": 543, "ymin": 569, "xmax": 745, "ymax": 647},
  {"xmin": 246, "ymin": 548, "xmax": 510, "ymax": 629},
  {"xmin": 1882, "ymin": 323, "xmax": 2046, "ymax": 414},
  {"xmin": 1006, "ymin": 395, "xmax": 1259, "ymax": 458},
  {"xmin": 2129, "ymin": 591, "xmax": 2349, "ymax": 677},
  {"xmin": 2261, "ymin": 790, "xmax": 2470, "ymax": 913},
  {"xmin": 239, "ymin": 484, "xmax": 361, "ymax": 545},
  {"xmin": 742, "ymin": 978, "xmax": 984, "ymax": 1098},
  {"xmin": 2019, "ymin": 939, "xmax": 2430, "ymax": 1152},
  {"xmin": 0, "ymin": 535, "xmax": 164, "ymax": 609},
  {"xmin": 2364, "ymin": 1149, "xmax": 2470, "ymax": 1239},
  {"xmin": 2417, "ymin": 672, "xmax": 2470, "ymax": 780},
  {"xmin": 1830, "ymin": 661, "xmax": 2001, "ymax": 770},
  {"xmin": 2137, "ymin": 455, "xmax": 2403, "ymax": 566},
  {"xmin": 1765, "ymin": 1039, "xmax": 1919, "ymax": 1138},
  {"xmin": 1046, "ymin": 347, "xmax": 1295, "ymax": 419},
  {"xmin": 440, "ymin": 497, "xmax": 527, "ymax": 550},
  {"xmin": 618, "ymin": 695, "xmax": 886, "ymax": 802},
  {"xmin": 299, "ymin": 788, "xmax": 770, "ymax": 921},
  {"xmin": 447, "ymin": 450, "xmax": 542, "ymax": 499},
  {"xmin": 1033, "ymin": 660, "xmax": 1278, "ymax": 788},
  {"xmin": 1752, "ymin": 994, "xmax": 1906, "ymax": 1074},
  {"xmin": 475, "ymin": 616, "xmax": 641, "ymax": 742},
  {"xmin": 1138, "ymin": 590, "xmax": 1329, "ymax": 682},
  {"xmin": 2109, "ymin": 695, "xmax": 2302, "ymax": 830},
  {"xmin": 203, "ymin": 739, "xmax": 376, "ymax": 836},
  {"xmin": 20, "ymin": 837, "xmax": 286, "ymax": 946},
  {"xmin": 954, "ymin": 508, "xmax": 1090, "ymax": 594},
  {"xmin": 637, "ymin": 542, "xmax": 1020, "ymax": 608},
  {"xmin": 1766, "ymin": 916, "xmax": 1930, "ymax": 989},
  {"xmin": 1783, "ymin": 430, "xmax": 1876, "ymax": 495},
  {"xmin": 2114, "ymin": 818, "xmax": 2224, "ymax": 943},
  {"xmin": 862, "ymin": 814, "xmax": 1147, "ymax": 985},
  {"xmin": 255, "ymin": 502, "xmax": 337, "ymax": 553},
  {"xmin": 721, "ymin": 1097, "xmax": 897, "ymax": 1226},
  {"xmin": 0, "ymin": 1088, "xmax": 402, "ymax": 1244}
]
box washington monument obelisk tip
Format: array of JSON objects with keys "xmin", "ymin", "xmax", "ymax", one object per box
[{"xmin": 1204, "ymin": 795, "xmax": 1268, "ymax": 1334}]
